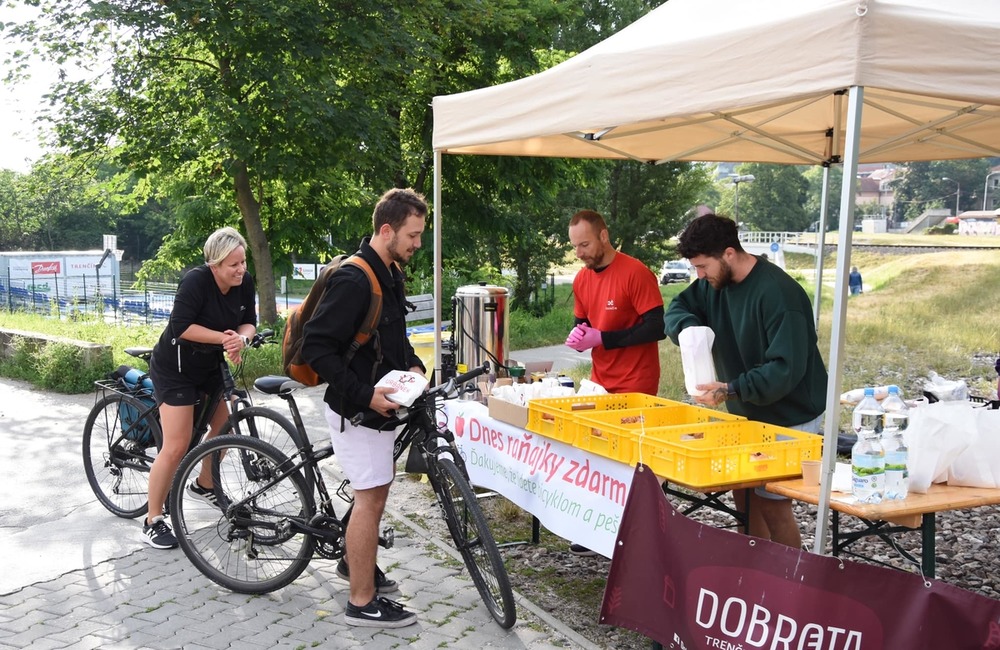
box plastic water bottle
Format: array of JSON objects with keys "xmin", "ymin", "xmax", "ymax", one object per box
[
  {"xmin": 881, "ymin": 385, "xmax": 909, "ymax": 500},
  {"xmin": 852, "ymin": 387, "xmax": 885, "ymax": 503}
]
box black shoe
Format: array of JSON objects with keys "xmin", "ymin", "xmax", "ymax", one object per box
[
  {"xmin": 345, "ymin": 596, "xmax": 416, "ymax": 628},
  {"xmin": 336, "ymin": 558, "xmax": 399, "ymax": 594},
  {"xmin": 186, "ymin": 480, "xmax": 229, "ymax": 511},
  {"xmin": 141, "ymin": 516, "xmax": 178, "ymax": 549},
  {"xmin": 569, "ymin": 543, "xmax": 598, "ymax": 557}
]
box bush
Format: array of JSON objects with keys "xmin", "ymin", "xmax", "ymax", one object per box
[{"xmin": 36, "ymin": 342, "xmax": 113, "ymax": 393}]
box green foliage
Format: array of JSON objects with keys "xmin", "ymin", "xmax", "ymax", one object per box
[
  {"xmin": 802, "ymin": 165, "xmax": 843, "ymax": 231},
  {"xmin": 35, "ymin": 342, "xmax": 111, "ymax": 393},
  {"xmin": 731, "ymin": 163, "xmax": 810, "ymax": 231},
  {"xmin": 0, "ymin": 335, "xmax": 113, "ymax": 394},
  {"xmin": 891, "ymin": 159, "xmax": 993, "ymax": 221}
]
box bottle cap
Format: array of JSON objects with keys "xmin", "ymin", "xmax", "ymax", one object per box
[
  {"xmin": 888, "ymin": 385, "xmax": 899, "ymax": 394},
  {"xmin": 864, "ymin": 387, "xmax": 874, "ymax": 396}
]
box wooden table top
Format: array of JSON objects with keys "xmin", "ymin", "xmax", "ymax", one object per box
[{"xmin": 766, "ymin": 479, "xmax": 1000, "ymax": 528}]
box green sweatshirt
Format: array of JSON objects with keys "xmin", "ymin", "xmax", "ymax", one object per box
[{"xmin": 664, "ymin": 257, "xmax": 828, "ymax": 427}]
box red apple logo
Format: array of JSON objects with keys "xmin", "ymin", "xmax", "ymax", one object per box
[{"xmin": 454, "ymin": 415, "xmax": 465, "ymax": 438}]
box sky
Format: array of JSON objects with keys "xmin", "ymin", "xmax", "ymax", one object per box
[{"xmin": 1, "ymin": 4, "xmax": 55, "ymax": 173}]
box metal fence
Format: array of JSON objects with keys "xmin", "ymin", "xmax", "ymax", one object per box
[{"xmin": 1, "ymin": 273, "xmax": 177, "ymax": 325}]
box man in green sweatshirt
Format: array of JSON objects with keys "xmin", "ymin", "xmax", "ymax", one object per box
[{"xmin": 664, "ymin": 214, "xmax": 828, "ymax": 548}]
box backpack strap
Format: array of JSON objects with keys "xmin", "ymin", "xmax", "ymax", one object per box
[
  {"xmin": 338, "ymin": 255, "xmax": 384, "ymax": 432},
  {"xmin": 342, "ymin": 255, "xmax": 383, "ymax": 368}
]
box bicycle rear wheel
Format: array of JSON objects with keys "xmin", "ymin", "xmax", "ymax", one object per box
[
  {"xmin": 169, "ymin": 434, "xmax": 316, "ymax": 594},
  {"xmin": 218, "ymin": 406, "xmax": 304, "ymax": 460},
  {"xmin": 82, "ymin": 393, "xmax": 160, "ymax": 519},
  {"xmin": 430, "ymin": 456, "xmax": 516, "ymax": 629}
]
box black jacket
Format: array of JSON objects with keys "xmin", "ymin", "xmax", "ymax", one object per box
[{"xmin": 301, "ymin": 238, "xmax": 423, "ymax": 429}]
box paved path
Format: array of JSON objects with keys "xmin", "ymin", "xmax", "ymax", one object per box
[{"xmin": 0, "ymin": 375, "xmax": 600, "ymax": 650}]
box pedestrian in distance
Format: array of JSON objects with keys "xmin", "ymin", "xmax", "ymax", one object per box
[
  {"xmin": 849, "ymin": 266, "xmax": 863, "ymax": 295},
  {"xmin": 664, "ymin": 213, "xmax": 828, "ymax": 549},
  {"xmin": 564, "ymin": 209, "xmax": 666, "ymax": 555},
  {"xmin": 302, "ymin": 188, "xmax": 428, "ymax": 628},
  {"xmin": 143, "ymin": 226, "xmax": 257, "ymax": 550}
]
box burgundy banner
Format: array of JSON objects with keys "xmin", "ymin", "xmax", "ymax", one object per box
[{"xmin": 600, "ymin": 464, "xmax": 1000, "ymax": 649}]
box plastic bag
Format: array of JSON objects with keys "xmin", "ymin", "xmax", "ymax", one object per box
[
  {"xmin": 678, "ymin": 326, "xmax": 717, "ymax": 397},
  {"xmin": 905, "ymin": 402, "xmax": 978, "ymax": 493},
  {"xmin": 923, "ymin": 370, "xmax": 968, "ymax": 402},
  {"xmin": 947, "ymin": 408, "xmax": 1000, "ymax": 488}
]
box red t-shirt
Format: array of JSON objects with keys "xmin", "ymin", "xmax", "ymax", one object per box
[{"xmin": 572, "ymin": 252, "xmax": 663, "ymax": 395}]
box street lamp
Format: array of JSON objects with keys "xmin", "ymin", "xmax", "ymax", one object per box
[
  {"xmin": 984, "ymin": 172, "xmax": 1000, "ymax": 210},
  {"xmin": 942, "ymin": 177, "xmax": 960, "ymax": 216},
  {"xmin": 730, "ymin": 174, "xmax": 755, "ymax": 219}
]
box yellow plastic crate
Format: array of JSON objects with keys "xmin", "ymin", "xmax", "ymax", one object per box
[
  {"xmin": 525, "ymin": 393, "xmax": 683, "ymax": 442},
  {"xmin": 572, "ymin": 405, "xmax": 745, "ymax": 460},
  {"xmin": 641, "ymin": 421, "xmax": 823, "ymax": 488}
]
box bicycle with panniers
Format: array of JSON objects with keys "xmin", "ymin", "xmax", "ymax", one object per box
[{"xmin": 82, "ymin": 329, "xmax": 304, "ymax": 520}]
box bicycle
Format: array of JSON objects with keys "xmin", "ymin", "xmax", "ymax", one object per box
[
  {"xmin": 82, "ymin": 329, "xmax": 306, "ymax": 519},
  {"xmin": 167, "ymin": 362, "xmax": 517, "ymax": 629}
]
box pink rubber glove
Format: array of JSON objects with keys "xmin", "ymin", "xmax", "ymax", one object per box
[{"xmin": 565, "ymin": 323, "xmax": 603, "ymax": 352}]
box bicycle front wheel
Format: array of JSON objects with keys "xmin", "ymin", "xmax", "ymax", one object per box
[
  {"xmin": 169, "ymin": 434, "xmax": 316, "ymax": 594},
  {"xmin": 218, "ymin": 406, "xmax": 304, "ymax": 460},
  {"xmin": 82, "ymin": 393, "xmax": 160, "ymax": 519},
  {"xmin": 430, "ymin": 456, "xmax": 516, "ymax": 629}
]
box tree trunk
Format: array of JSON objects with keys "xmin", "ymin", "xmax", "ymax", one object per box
[{"xmin": 232, "ymin": 162, "xmax": 278, "ymax": 325}]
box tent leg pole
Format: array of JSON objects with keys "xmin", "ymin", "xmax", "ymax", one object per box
[
  {"xmin": 814, "ymin": 85, "xmax": 863, "ymax": 555},
  {"xmin": 812, "ymin": 165, "xmax": 831, "ymax": 329},
  {"xmin": 433, "ymin": 150, "xmax": 443, "ymax": 381}
]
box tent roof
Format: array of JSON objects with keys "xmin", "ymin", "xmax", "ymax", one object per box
[{"xmin": 432, "ymin": 0, "xmax": 1000, "ymax": 164}]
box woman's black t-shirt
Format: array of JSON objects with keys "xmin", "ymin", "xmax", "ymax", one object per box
[{"xmin": 150, "ymin": 265, "xmax": 257, "ymax": 377}]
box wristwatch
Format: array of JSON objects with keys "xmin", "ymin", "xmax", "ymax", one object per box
[
  {"xmin": 726, "ymin": 382, "xmax": 739, "ymax": 401},
  {"xmin": 240, "ymin": 335, "xmax": 250, "ymax": 348}
]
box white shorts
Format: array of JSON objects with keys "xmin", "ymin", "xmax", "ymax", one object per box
[
  {"xmin": 323, "ymin": 404, "xmax": 399, "ymax": 490},
  {"xmin": 756, "ymin": 413, "xmax": 824, "ymax": 501}
]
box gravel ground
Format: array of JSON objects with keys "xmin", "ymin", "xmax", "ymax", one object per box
[{"xmin": 389, "ymin": 470, "xmax": 1000, "ymax": 649}]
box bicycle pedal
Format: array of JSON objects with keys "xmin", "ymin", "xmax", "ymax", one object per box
[{"xmin": 379, "ymin": 526, "xmax": 395, "ymax": 550}]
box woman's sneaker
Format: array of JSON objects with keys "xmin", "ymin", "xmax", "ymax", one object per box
[
  {"xmin": 186, "ymin": 480, "xmax": 229, "ymax": 511},
  {"xmin": 335, "ymin": 558, "xmax": 399, "ymax": 594},
  {"xmin": 345, "ymin": 596, "xmax": 416, "ymax": 628},
  {"xmin": 141, "ymin": 515, "xmax": 177, "ymax": 549}
]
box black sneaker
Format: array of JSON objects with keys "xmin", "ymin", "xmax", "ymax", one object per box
[
  {"xmin": 141, "ymin": 515, "xmax": 178, "ymax": 549},
  {"xmin": 569, "ymin": 543, "xmax": 598, "ymax": 557},
  {"xmin": 336, "ymin": 558, "xmax": 399, "ymax": 594},
  {"xmin": 345, "ymin": 596, "xmax": 416, "ymax": 628},
  {"xmin": 187, "ymin": 480, "xmax": 229, "ymax": 511}
]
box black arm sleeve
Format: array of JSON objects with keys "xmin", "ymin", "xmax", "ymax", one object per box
[{"xmin": 601, "ymin": 306, "xmax": 667, "ymax": 350}]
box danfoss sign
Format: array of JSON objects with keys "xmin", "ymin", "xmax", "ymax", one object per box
[{"xmin": 31, "ymin": 261, "xmax": 62, "ymax": 275}]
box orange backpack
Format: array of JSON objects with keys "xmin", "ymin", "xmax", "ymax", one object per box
[{"xmin": 281, "ymin": 254, "xmax": 382, "ymax": 386}]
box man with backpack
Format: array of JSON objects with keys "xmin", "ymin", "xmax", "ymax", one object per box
[{"xmin": 301, "ymin": 188, "xmax": 428, "ymax": 628}]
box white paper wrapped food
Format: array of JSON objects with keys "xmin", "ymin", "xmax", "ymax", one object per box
[{"xmin": 678, "ymin": 326, "xmax": 717, "ymax": 397}]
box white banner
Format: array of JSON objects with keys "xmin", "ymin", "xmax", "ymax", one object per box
[{"xmin": 442, "ymin": 400, "xmax": 634, "ymax": 558}]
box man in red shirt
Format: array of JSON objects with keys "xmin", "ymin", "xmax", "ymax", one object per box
[
  {"xmin": 565, "ymin": 209, "xmax": 666, "ymax": 556},
  {"xmin": 566, "ymin": 210, "xmax": 665, "ymax": 395}
]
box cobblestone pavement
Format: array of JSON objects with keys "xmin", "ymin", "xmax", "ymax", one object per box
[{"xmin": 0, "ymin": 377, "xmax": 598, "ymax": 650}]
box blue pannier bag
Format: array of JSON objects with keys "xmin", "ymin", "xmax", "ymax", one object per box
[{"xmin": 111, "ymin": 365, "xmax": 156, "ymax": 447}]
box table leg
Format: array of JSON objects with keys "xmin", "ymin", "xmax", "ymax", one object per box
[{"xmin": 921, "ymin": 513, "xmax": 935, "ymax": 578}]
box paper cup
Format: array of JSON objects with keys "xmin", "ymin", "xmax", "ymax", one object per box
[{"xmin": 801, "ymin": 460, "xmax": 821, "ymax": 485}]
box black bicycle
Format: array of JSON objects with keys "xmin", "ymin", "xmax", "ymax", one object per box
[
  {"xmin": 82, "ymin": 329, "xmax": 305, "ymax": 519},
  {"xmin": 167, "ymin": 362, "xmax": 517, "ymax": 629}
]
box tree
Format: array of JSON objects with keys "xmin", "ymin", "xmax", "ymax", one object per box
[
  {"xmin": 802, "ymin": 164, "xmax": 843, "ymax": 231},
  {"xmin": 891, "ymin": 159, "xmax": 993, "ymax": 222},
  {"xmin": 9, "ymin": 1, "xmax": 445, "ymax": 323},
  {"xmin": 731, "ymin": 163, "xmax": 809, "ymax": 232}
]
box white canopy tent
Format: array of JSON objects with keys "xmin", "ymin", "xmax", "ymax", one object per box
[{"xmin": 430, "ymin": 0, "xmax": 1000, "ymax": 551}]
